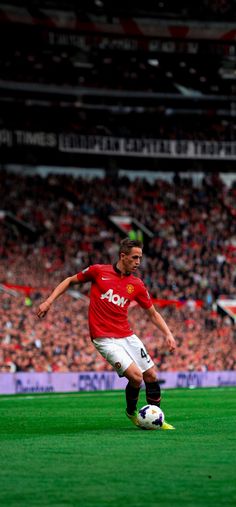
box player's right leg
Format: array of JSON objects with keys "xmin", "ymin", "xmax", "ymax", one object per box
[{"xmin": 143, "ymin": 366, "xmax": 175, "ymax": 430}]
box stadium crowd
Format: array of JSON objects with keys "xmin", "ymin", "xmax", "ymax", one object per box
[
  {"xmin": 0, "ymin": 170, "xmax": 235, "ymax": 372},
  {"xmin": 0, "ymin": 291, "xmax": 235, "ymax": 373}
]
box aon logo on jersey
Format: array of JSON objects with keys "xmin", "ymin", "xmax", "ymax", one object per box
[{"xmin": 101, "ymin": 289, "xmax": 128, "ymax": 307}]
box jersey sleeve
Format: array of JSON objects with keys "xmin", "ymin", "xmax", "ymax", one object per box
[
  {"xmin": 76, "ymin": 265, "xmax": 100, "ymax": 283},
  {"xmin": 135, "ymin": 282, "xmax": 153, "ymax": 309}
]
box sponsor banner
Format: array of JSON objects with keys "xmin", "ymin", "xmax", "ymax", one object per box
[
  {"xmin": 0, "ymin": 372, "xmax": 127, "ymax": 394},
  {"xmin": 2, "ymin": 130, "xmax": 236, "ymax": 160},
  {"xmin": 0, "ymin": 129, "xmax": 57, "ymax": 149},
  {"xmin": 0, "ymin": 371, "xmax": 236, "ymax": 395},
  {"xmin": 161, "ymin": 371, "xmax": 236, "ymax": 388},
  {"xmin": 48, "ymin": 32, "xmax": 201, "ymax": 53},
  {"xmin": 58, "ymin": 135, "xmax": 236, "ymax": 160}
]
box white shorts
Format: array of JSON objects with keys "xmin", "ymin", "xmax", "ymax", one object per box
[{"xmin": 93, "ymin": 334, "xmax": 155, "ymax": 377}]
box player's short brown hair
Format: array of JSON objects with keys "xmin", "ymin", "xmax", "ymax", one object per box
[{"xmin": 119, "ymin": 238, "xmax": 143, "ymax": 256}]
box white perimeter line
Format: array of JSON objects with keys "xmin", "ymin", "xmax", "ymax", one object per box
[{"xmin": 0, "ymin": 391, "xmax": 123, "ymax": 401}]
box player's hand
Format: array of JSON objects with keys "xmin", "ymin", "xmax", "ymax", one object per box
[
  {"xmin": 166, "ymin": 332, "xmax": 176, "ymax": 353},
  {"xmin": 37, "ymin": 301, "xmax": 51, "ymax": 319}
]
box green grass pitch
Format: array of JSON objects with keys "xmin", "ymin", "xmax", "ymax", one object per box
[{"xmin": 0, "ymin": 387, "xmax": 236, "ymax": 507}]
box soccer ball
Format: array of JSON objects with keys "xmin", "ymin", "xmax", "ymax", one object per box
[{"xmin": 137, "ymin": 405, "xmax": 164, "ymax": 430}]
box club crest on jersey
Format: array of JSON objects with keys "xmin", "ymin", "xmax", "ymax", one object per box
[
  {"xmin": 126, "ymin": 284, "xmax": 134, "ymax": 294},
  {"xmin": 101, "ymin": 289, "xmax": 128, "ymax": 307}
]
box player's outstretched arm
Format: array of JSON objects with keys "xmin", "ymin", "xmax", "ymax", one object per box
[
  {"xmin": 37, "ymin": 274, "xmax": 78, "ymax": 319},
  {"xmin": 145, "ymin": 305, "xmax": 176, "ymax": 353}
]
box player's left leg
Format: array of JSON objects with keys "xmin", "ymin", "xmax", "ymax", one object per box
[
  {"xmin": 143, "ymin": 366, "xmax": 161, "ymax": 406},
  {"xmin": 143, "ymin": 366, "xmax": 175, "ymax": 430}
]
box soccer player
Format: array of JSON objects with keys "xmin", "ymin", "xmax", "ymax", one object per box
[{"xmin": 37, "ymin": 238, "xmax": 176, "ymax": 430}]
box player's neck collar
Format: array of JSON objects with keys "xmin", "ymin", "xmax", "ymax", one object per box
[{"xmin": 113, "ymin": 263, "xmax": 131, "ymax": 277}]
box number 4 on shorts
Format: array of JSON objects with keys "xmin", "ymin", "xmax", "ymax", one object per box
[{"xmin": 141, "ymin": 347, "xmax": 150, "ymax": 363}]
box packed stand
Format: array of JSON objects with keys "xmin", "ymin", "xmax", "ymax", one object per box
[
  {"xmin": 0, "ymin": 291, "xmax": 235, "ymax": 373},
  {"xmin": 0, "ymin": 170, "xmax": 235, "ymax": 372}
]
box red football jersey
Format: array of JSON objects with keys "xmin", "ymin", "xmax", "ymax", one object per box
[{"xmin": 77, "ymin": 264, "xmax": 152, "ymax": 339}]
